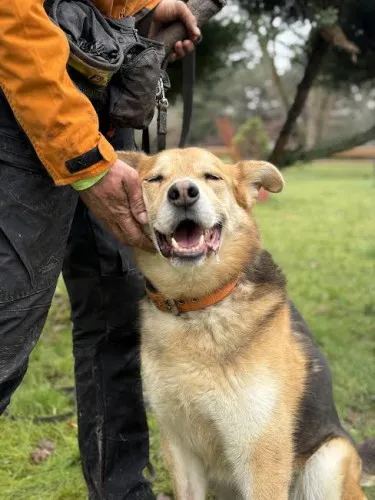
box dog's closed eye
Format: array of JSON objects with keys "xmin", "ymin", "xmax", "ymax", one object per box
[
  {"xmin": 146, "ymin": 175, "xmax": 163, "ymax": 183},
  {"xmin": 204, "ymin": 173, "xmax": 222, "ymax": 181}
]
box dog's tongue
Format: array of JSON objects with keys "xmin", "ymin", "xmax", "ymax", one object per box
[{"xmin": 173, "ymin": 221, "xmax": 203, "ymax": 248}]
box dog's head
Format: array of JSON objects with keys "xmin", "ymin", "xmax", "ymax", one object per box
[{"xmin": 119, "ymin": 148, "xmax": 284, "ymax": 296}]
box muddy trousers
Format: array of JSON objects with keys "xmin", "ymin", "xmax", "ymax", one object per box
[{"xmin": 0, "ymin": 96, "xmax": 153, "ymax": 499}]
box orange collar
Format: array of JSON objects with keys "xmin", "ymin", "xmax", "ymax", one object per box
[{"xmin": 145, "ymin": 279, "xmax": 239, "ymax": 315}]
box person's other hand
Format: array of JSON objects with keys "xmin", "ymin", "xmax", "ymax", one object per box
[
  {"xmin": 149, "ymin": 0, "xmax": 201, "ymax": 62},
  {"xmin": 79, "ymin": 159, "xmax": 155, "ymax": 252}
]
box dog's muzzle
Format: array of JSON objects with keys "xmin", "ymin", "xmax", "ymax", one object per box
[{"xmin": 152, "ymin": 179, "xmax": 223, "ymax": 264}]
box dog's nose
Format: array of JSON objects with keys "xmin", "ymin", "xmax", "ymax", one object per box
[{"xmin": 167, "ymin": 181, "xmax": 200, "ymax": 207}]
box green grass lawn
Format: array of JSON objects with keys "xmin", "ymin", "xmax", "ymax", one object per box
[{"xmin": 1, "ymin": 160, "xmax": 375, "ymax": 499}]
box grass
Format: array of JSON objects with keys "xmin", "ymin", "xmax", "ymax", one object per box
[{"xmin": 1, "ymin": 160, "xmax": 375, "ymax": 499}]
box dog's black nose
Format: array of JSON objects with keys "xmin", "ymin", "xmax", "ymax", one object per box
[{"xmin": 168, "ymin": 180, "xmax": 200, "ymax": 207}]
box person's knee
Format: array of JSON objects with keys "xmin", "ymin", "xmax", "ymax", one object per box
[{"xmin": 0, "ymin": 288, "xmax": 54, "ymax": 412}]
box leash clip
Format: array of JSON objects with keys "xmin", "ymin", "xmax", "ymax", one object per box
[
  {"xmin": 156, "ymin": 76, "xmax": 169, "ymax": 150},
  {"xmin": 156, "ymin": 77, "xmax": 169, "ymax": 109}
]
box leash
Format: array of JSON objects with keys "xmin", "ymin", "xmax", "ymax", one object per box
[
  {"xmin": 156, "ymin": 64, "xmax": 169, "ymax": 152},
  {"xmin": 142, "ymin": 0, "xmax": 226, "ymax": 153},
  {"xmin": 179, "ymin": 50, "xmax": 195, "ymax": 148},
  {"xmin": 142, "ymin": 50, "xmax": 195, "ymax": 154}
]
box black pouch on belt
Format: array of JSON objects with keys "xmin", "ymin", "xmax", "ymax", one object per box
[
  {"xmin": 45, "ymin": 0, "xmax": 165, "ymax": 129},
  {"xmin": 107, "ymin": 17, "xmax": 165, "ymax": 129},
  {"xmin": 46, "ymin": 0, "xmax": 123, "ymax": 112}
]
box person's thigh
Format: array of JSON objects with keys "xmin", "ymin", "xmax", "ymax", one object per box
[{"xmin": 0, "ymin": 155, "xmax": 78, "ymax": 413}]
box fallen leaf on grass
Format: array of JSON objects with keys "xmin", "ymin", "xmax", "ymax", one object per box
[
  {"xmin": 30, "ymin": 439, "xmax": 56, "ymax": 464},
  {"xmin": 68, "ymin": 420, "xmax": 78, "ymax": 429}
]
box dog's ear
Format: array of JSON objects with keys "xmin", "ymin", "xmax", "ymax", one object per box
[
  {"xmin": 116, "ymin": 151, "xmax": 146, "ymax": 170},
  {"xmin": 240, "ymin": 160, "xmax": 284, "ymax": 194},
  {"xmin": 234, "ymin": 160, "xmax": 284, "ymax": 207}
]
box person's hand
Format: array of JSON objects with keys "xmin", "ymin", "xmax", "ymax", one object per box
[
  {"xmin": 79, "ymin": 159, "xmax": 155, "ymax": 252},
  {"xmin": 149, "ymin": 0, "xmax": 201, "ymax": 62}
]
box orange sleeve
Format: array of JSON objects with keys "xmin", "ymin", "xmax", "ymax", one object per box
[
  {"xmin": 0, "ymin": 0, "xmax": 118, "ymax": 186},
  {"xmin": 93, "ymin": 0, "xmax": 161, "ymax": 18},
  {"xmin": 119, "ymin": 0, "xmax": 161, "ymax": 17}
]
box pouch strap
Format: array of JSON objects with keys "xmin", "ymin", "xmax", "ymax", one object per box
[{"xmin": 142, "ymin": 128, "xmax": 151, "ymax": 154}]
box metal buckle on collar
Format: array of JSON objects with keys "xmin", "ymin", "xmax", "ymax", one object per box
[{"xmin": 164, "ymin": 298, "xmax": 180, "ymax": 316}]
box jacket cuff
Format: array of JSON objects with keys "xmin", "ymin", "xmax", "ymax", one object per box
[{"xmin": 54, "ymin": 134, "xmax": 117, "ymax": 186}]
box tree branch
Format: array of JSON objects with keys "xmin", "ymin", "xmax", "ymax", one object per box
[
  {"xmin": 278, "ymin": 123, "xmax": 375, "ymax": 168},
  {"xmin": 320, "ymin": 25, "xmax": 360, "ymax": 62},
  {"xmin": 268, "ymin": 33, "xmax": 330, "ymax": 165}
]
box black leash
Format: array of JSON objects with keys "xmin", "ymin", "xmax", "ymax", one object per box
[
  {"xmin": 142, "ymin": 49, "xmax": 196, "ymax": 154},
  {"xmin": 156, "ymin": 66, "xmax": 169, "ymax": 152},
  {"xmin": 179, "ymin": 50, "xmax": 195, "ymax": 148}
]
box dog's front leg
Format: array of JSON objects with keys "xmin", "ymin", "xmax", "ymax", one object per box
[
  {"xmin": 229, "ymin": 435, "xmax": 292, "ymax": 500},
  {"xmin": 162, "ymin": 437, "xmax": 207, "ymax": 500},
  {"xmin": 244, "ymin": 434, "xmax": 293, "ymax": 500}
]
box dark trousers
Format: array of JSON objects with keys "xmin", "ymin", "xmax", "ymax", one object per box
[{"xmin": 0, "ymin": 91, "xmax": 154, "ymax": 500}]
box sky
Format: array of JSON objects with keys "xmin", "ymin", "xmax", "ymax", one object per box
[{"xmin": 218, "ymin": 2, "xmax": 311, "ymax": 73}]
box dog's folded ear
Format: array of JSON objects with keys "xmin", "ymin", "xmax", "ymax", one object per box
[
  {"xmin": 238, "ymin": 160, "xmax": 284, "ymax": 196},
  {"xmin": 116, "ymin": 151, "xmax": 146, "ymax": 170},
  {"xmin": 233, "ymin": 160, "xmax": 284, "ymax": 208}
]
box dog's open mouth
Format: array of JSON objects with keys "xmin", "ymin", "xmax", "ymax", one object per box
[{"xmin": 155, "ymin": 220, "xmax": 222, "ymax": 260}]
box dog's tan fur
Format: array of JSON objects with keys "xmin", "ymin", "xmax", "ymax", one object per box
[{"xmin": 119, "ymin": 148, "xmax": 367, "ymax": 499}]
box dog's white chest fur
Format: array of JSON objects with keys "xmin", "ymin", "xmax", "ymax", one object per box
[{"xmin": 141, "ymin": 305, "xmax": 279, "ymax": 488}]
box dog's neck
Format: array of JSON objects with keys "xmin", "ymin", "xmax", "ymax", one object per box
[
  {"xmin": 145, "ymin": 276, "xmax": 239, "ymax": 315},
  {"xmin": 136, "ymin": 224, "xmax": 262, "ymax": 302}
]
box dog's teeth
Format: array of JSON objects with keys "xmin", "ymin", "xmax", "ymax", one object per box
[
  {"xmin": 171, "ymin": 237, "xmax": 179, "ymax": 249},
  {"xmin": 199, "ymin": 234, "xmax": 204, "ymax": 246}
]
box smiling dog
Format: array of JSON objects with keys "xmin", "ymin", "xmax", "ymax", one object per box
[{"xmin": 119, "ymin": 148, "xmax": 371, "ymax": 499}]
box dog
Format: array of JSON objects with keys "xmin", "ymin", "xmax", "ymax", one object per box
[{"xmin": 119, "ymin": 147, "xmax": 373, "ymax": 499}]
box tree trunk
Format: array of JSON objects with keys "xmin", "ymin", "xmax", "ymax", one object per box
[
  {"xmin": 252, "ymin": 20, "xmax": 305, "ymax": 148},
  {"xmin": 279, "ymin": 123, "xmax": 375, "ymax": 168},
  {"xmin": 269, "ymin": 34, "xmax": 329, "ymax": 165},
  {"xmin": 316, "ymin": 90, "xmax": 335, "ymax": 144},
  {"xmin": 305, "ymin": 86, "xmax": 323, "ymax": 150}
]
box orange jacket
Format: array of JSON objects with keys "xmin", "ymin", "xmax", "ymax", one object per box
[
  {"xmin": 0, "ymin": 0, "xmax": 160, "ymax": 186},
  {"xmin": 93, "ymin": 0, "xmax": 159, "ymax": 18}
]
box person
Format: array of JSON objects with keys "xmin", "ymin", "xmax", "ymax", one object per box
[{"xmin": 0, "ymin": 1, "xmax": 200, "ymax": 498}]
